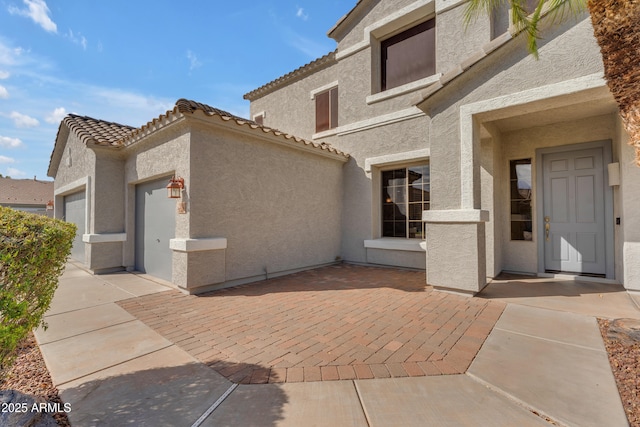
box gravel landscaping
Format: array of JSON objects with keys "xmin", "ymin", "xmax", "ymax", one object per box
[
  {"xmin": 598, "ymin": 318, "xmax": 640, "ymax": 427},
  {"xmin": 0, "ymin": 333, "xmax": 70, "ymax": 426},
  {"xmin": 0, "ymin": 320, "xmax": 638, "ymax": 427}
]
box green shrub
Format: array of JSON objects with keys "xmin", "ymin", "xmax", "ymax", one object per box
[{"xmin": 0, "ymin": 207, "xmax": 76, "ymax": 371}]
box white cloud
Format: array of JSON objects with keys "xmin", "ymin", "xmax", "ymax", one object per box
[
  {"xmin": 286, "ymin": 31, "xmax": 332, "ymax": 59},
  {"xmin": 0, "ymin": 155, "xmax": 15, "ymax": 164},
  {"xmin": 186, "ymin": 50, "xmax": 202, "ymax": 71},
  {"xmin": 66, "ymin": 29, "xmax": 87, "ymax": 50},
  {"xmin": 45, "ymin": 107, "xmax": 67, "ymax": 124},
  {"xmin": 0, "ymin": 70, "xmax": 9, "ymax": 79},
  {"xmin": 0, "ymin": 85, "xmax": 8, "ymax": 99},
  {"xmin": 296, "ymin": 7, "xmax": 309, "ymax": 21},
  {"xmin": 6, "ymin": 167, "xmax": 26, "ymax": 177},
  {"xmin": 0, "ymin": 136, "xmax": 23, "ymax": 148},
  {"xmin": 0, "ymin": 42, "xmax": 24, "ymax": 66},
  {"xmin": 8, "ymin": 0, "xmax": 57, "ymax": 33},
  {"xmin": 9, "ymin": 111, "xmax": 39, "ymax": 128}
]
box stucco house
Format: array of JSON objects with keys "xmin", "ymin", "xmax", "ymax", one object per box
[
  {"xmin": 47, "ymin": 100, "xmax": 347, "ymax": 293},
  {"xmin": 49, "ymin": 0, "xmax": 640, "ymax": 295},
  {"xmin": 0, "ymin": 176, "xmax": 54, "ymax": 217}
]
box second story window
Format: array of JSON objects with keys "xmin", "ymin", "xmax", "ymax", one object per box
[
  {"xmin": 315, "ymin": 87, "xmax": 338, "ymax": 133},
  {"xmin": 381, "ymin": 18, "xmax": 435, "ymax": 91}
]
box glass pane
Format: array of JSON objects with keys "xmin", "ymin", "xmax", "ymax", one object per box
[
  {"xmin": 383, "ymin": 221, "xmax": 395, "ymax": 237},
  {"xmin": 315, "ymin": 91, "xmax": 330, "ymax": 133},
  {"xmin": 394, "ymin": 222, "xmax": 407, "ymax": 237},
  {"xmin": 393, "ymin": 169, "xmax": 406, "ymax": 180},
  {"xmin": 330, "ymin": 87, "xmax": 338, "ymax": 129},
  {"xmin": 409, "ymin": 203, "xmax": 423, "ymax": 220},
  {"xmin": 383, "ymin": 204, "xmax": 394, "ymax": 220},
  {"xmin": 392, "ymin": 187, "xmax": 405, "ymax": 205},
  {"xmin": 509, "ymin": 158, "xmax": 532, "ymax": 241},
  {"xmin": 409, "ymin": 222, "xmax": 424, "ymax": 239},
  {"xmin": 382, "ymin": 170, "xmax": 394, "ymax": 185}
]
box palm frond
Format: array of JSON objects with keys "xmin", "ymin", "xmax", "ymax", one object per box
[{"xmin": 464, "ymin": 0, "xmax": 588, "ymax": 58}]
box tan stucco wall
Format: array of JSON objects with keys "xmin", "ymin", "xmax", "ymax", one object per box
[
  {"xmin": 123, "ymin": 121, "xmax": 192, "ymax": 274},
  {"xmin": 249, "ymin": 64, "xmax": 337, "ymax": 139},
  {"xmin": 53, "ymin": 132, "xmax": 95, "ymax": 194},
  {"xmin": 425, "ymin": 16, "xmax": 602, "ymax": 212},
  {"xmin": 188, "ymin": 121, "xmax": 344, "ymax": 287}
]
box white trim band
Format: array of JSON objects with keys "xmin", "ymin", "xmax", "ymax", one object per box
[
  {"xmin": 82, "ymin": 233, "xmax": 126, "ymax": 243},
  {"xmin": 364, "ymin": 238, "xmax": 426, "ymax": 252},
  {"xmin": 365, "ymin": 148, "xmax": 430, "ymax": 173},
  {"xmin": 366, "ymin": 74, "xmax": 441, "ymax": 105},
  {"xmin": 170, "ymin": 238, "xmax": 228, "ymax": 252}
]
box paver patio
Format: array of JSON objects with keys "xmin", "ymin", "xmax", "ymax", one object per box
[{"xmin": 118, "ymin": 264, "xmax": 505, "ymax": 384}]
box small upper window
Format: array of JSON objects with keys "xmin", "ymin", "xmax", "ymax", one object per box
[
  {"xmin": 381, "ymin": 19, "xmax": 435, "ymax": 91},
  {"xmin": 315, "ymin": 87, "xmax": 338, "ymax": 133},
  {"xmin": 254, "ymin": 114, "xmax": 264, "ymax": 126}
]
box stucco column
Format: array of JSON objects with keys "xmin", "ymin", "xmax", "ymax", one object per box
[
  {"xmin": 422, "ymin": 106, "xmax": 489, "ymax": 295},
  {"xmin": 422, "ymin": 210, "xmax": 489, "ymax": 295}
]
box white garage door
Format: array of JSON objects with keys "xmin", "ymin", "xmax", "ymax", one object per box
[
  {"xmin": 63, "ymin": 190, "xmax": 86, "ymax": 262},
  {"xmin": 135, "ymin": 177, "xmax": 175, "ymax": 282}
]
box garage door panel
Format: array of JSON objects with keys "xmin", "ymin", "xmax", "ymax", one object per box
[
  {"xmin": 135, "ymin": 177, "xmax": 175, "ymax": 282},
  {"xmin": 64, "ymin": 191, "xmax": 86, "ymax": 262}
]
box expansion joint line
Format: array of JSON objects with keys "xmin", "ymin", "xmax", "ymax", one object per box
[{"xmin": 191, "ymin": 383, "xmax": 239, "ymax": 427}]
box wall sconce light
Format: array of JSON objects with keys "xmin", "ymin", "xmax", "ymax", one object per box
[{"xmin": 166, "ymin": 176, "xmax": 184, "ymax": 199}]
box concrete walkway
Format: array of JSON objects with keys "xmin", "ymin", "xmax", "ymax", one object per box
[{"xmin": 32, "ymin": 262, "xmax": 638, "ymax": 426}]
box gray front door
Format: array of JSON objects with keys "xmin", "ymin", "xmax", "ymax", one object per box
[
  {"xmin": 542, "ymin": 147, "xmax": 606, "ymax": 275},
  {"xmin": 135, "ymin": 177, "xmax": 175, "ymax": 282},
  {"xmin": 63, "ymin": 190, "xmax": 86, "ymax": 262}
]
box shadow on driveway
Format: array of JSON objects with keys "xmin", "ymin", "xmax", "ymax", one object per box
[{"xmin": 60, "ymin": 361, "xmax": 287, "ymax": 426}]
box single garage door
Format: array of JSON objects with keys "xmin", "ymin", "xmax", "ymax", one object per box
[
  {"xmin": 63, "ymin": 190, "xmax": 86, "ymax": 262},
  {"xmin": 135, "ymin": 177, "xmax": 175, "ymax": 282}
]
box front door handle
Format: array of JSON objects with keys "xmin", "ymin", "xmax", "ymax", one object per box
[{"xmin": 544, "ymin": 216, "xmax": 550, "ymax": 241}]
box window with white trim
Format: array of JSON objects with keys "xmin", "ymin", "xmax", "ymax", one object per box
[
  {"xmin": 380, "ymin": 18, "xmax": 435, "ymax": 92},
  {"xmin": 315, "ymin": 86, "xmax": 338, "ymax": 133},
  {"xmin": 382, "ymin": 163, "xmax": 430, "ymax": 238}
]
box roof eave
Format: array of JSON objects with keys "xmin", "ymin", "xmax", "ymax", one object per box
[{"xmin": 243, "ymin": 51, "xmax": 337, "ymax": 101}]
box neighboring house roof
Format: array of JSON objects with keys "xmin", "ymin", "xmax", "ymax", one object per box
[
  {"xmin": 48, "ymin": 99, "xmax": 349, "ymax": 177},
  {"xmin": 0, "ymin": 177, "xmax": 53, "ymax": 206},
  {"xmin": 243, "ymin": 51, "xmax": 337, "ymax": 101}
]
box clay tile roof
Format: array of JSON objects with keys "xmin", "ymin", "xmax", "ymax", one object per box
[
  {"xmin": 63, "ymin": 114, "xmax": 135, "ymax": 147},
  {"xmin": 125, "ymin": 99, "xmax": 349, "ymax": 160},
  {"xmin": 243, "ymin": 51, "xmax": 337, "ymax": 101},
  {"xmin": 0, "ymin": 177, "xmax": 53, "ymax": 206}
]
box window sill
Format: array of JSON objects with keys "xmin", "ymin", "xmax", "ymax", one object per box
[
  {"xmin": 312, "ymin": 128, "xmax": 339, "ymax": 140},
  {"xmin": 364, "ymin": 238, "xmax": 426, "ymax": 252},
  {"xmin": 366, "ymin": 74, "xmax": 442, "ymax": 105}
]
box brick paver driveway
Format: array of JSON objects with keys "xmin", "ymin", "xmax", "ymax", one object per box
[{"xmin": 119, "ymin": 264, "xmax": 504, "ymax": 384}]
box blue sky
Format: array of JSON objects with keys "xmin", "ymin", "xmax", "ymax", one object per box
[{"xmin": 0, "ymin": 0, "xmax": 354, "ymax": 180}]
